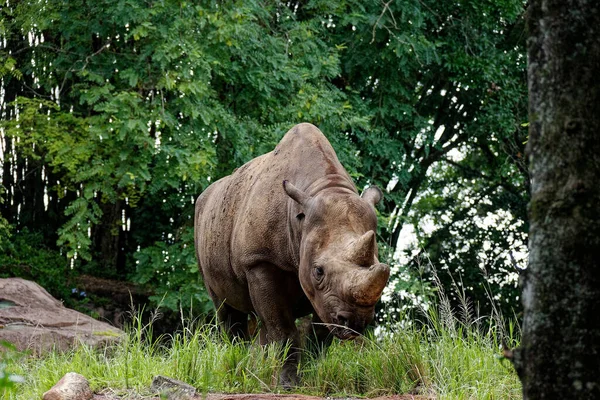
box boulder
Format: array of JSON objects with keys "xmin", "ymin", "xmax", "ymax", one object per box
[{"xmin": 0, "ymin": 278, "xmax": 124, "ymax": 355}]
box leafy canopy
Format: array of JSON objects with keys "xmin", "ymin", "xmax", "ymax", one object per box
[{"xmin": 1, "ymin": 0, "xmax": 528, "ymax": 318}]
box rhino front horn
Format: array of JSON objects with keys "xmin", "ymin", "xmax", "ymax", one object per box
[
  {"xmin": 346, "ymin": 230, "xmax": 377, "ymax": 266},
  {"xmin": 348, "ymin": 263, "xmax": 390, "ymax": 306}
]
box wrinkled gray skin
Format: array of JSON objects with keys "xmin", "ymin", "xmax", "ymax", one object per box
[{"xmin": 194, "ymin": 123, "xmax": 390, "ymax": 388}]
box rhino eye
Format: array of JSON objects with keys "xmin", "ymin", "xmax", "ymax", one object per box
[{"xmin": 314, "ymin": 266, "xmax": 324, "ymax": 280}]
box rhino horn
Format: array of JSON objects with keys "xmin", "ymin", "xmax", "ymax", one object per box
[
  {"xmin": 346, "ymin": 230, "xmax": 377, "ymax": 266},
  {"xmin": 348, "ymin": 263, "xmax": 390, "ymax": 306}
]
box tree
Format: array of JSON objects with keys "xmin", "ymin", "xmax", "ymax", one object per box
[
  {"xmin": 513, "ymin": 0, "xmax": 600, "ymax": 397},
  {"xmin": 0, "ymin": 0, "xmax": 366, "ymax": 311},
  {"xmin": 320, "ymin": 0, "xmax": 529, "ymax": 316},
  {"xmin": 1, "ymin": 0, "xmax": 530, "ymax": 318}
]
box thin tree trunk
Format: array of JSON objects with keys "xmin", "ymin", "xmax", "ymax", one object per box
[
  {"xmin": 1, "ymin": 136, "xmax": 15, "ymax": 224},
  {"xmin": 91, "ymin": 199, "xmax": 123, "ymax": 276},
  {"xmin": 515, "ymin": 1, "xmax": 600, "ymax": 398}
]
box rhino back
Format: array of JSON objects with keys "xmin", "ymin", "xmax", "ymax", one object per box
[{"xmin": 230, "ymin": 124, "xmax": 355, "ymax": 267}]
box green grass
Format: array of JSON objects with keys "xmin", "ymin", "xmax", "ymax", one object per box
[{"xmin": 2, "ymin": 304, "xmax": 521, "ymax": 400}]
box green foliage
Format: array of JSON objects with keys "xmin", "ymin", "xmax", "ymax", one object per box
[
  {"xmin": 0, "ymin": 341, "xmax": 25, "ymax": 396},
  {"xmin": 1, "ymin": 0, "xmax": 529, "ymax": 319},
  {"xmin": 132, "ymin": 227, "xmax": 212, "ymax": 314},
  {"xmin": 331, "ymin": 0, "xmax": 529, "ymax": 317},
  {"xmin": 0, "ymin": 0, "xmax": 366, "ymax": 314},
  {"xmin": 0, "ymin": 228, "xmax": 73, "ymax": 302}
]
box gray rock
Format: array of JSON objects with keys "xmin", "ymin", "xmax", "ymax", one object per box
[
  {"xmin": 151, "ymin": 375, "xmax": 197, "ymax": 399},
  {"xmin": 42, "ymin": 372, "xmax": 93, "ymax": 400},
  {"xmin": 0, "ymin": 278, "xmax": 123, "ymax": 355}
]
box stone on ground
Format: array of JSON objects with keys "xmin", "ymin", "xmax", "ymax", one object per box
[
  {"xmin": 151, "ymin": 375, "xmax": 197, "ymax": 399},
  {"xmin": 42, "ymin": 372, "xmax": 93, "ymax": 400},
  {"xmin": 0, "ymin": 278, "xmax": 124, "ymax": 355}
]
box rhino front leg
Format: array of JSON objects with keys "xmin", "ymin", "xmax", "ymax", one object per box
[{"xmin": 247, "ymin": 265, "xmax": 302, "ymax": 389}]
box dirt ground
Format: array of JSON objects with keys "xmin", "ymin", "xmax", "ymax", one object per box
[
  {"xmin": 93, "ymin": 393, "xmax": 431, "ymax": 400},
  {"xmin": 89, "ymin": 369, "xmax": 434, "ymax": 400}
]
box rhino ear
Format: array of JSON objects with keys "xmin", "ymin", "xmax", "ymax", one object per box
[
  {"xmin": 283, "ymin": 180, "xmax": 310, "ymax": 206},
  {"xmin": 361, "ymin": 186, "xmax": 383, "ymax": 206}
]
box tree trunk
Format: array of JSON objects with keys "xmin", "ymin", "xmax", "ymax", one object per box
[
  {"xmin": 91, "ymin": 199, "xmax": 123, "ymax": 276},
  {"xmin": 1, "ymin": 136, "xmax": 15, "ymax": 224},
  {"xmin": 515, "ymin": 1, "xmax": 600, "ymax": 398}
]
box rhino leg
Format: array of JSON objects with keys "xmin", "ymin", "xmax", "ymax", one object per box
[
  {"xmin": 247, "ymin": 265, "xmax": 302, "ymax": 389},
  {"xmin": 207, "ymin": 285, "xmax": 250, "ymax": 342},
  {"xmin": 216, "ymin": 302, "xmax": 250, "ymax": 342}
]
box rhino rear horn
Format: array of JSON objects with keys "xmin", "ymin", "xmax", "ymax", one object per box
[
  {"xmin": 283, "ymin": 180, "xmax": 310, "ymax": 206},
  {"xmin": 346, "ymin": 230, "xmax": 377, "ymax": 266},
  {"xmin": 348, "ymin": 263, "xmax": 390, "ymax": 306}
]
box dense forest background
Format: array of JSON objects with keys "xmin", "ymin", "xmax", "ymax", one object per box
[{"xmin": 0, "ymin": 0, "xmax": 528, "ymax": 324}]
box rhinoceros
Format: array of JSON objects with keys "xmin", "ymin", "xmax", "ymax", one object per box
[{"xmin": 194, "ymin": 123, "xmax": 390, "ymax": 387}]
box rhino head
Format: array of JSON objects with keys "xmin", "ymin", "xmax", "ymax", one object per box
[{"xmin": 283, "ymin": 181, "xmax": 390, "ymax": 339}]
